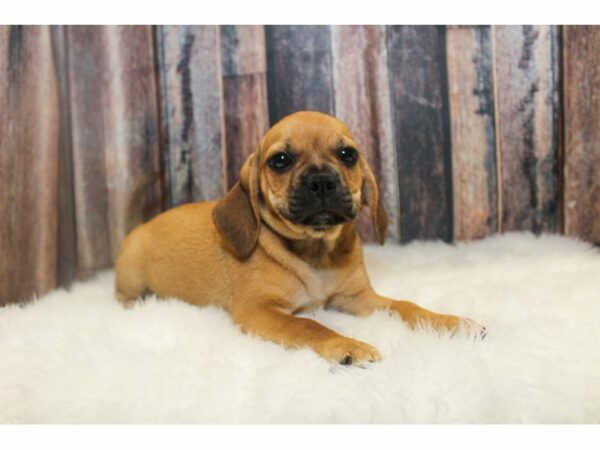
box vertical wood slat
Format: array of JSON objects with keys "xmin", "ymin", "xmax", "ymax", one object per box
[
  {"xmin": 0, "ymin": 26, "xmax": 59, "ymax": 304},
  {"xmin": 67, "ymin": 26, "xmax": 162, "ymax": 275},
  {"xmin": 330, "ymin": 25, "xmax": 400, "ymax": 242},
  {"xmin": 387, "ymin": 26, "xmax": 453, "ymax": 243},
  {"xmin": 50, "ymin": 25, "xmax": 77, "ymax": 288},
  {"xmin": 265, "ymin": 25, "xmax": 335, "ymax": 124},
  {"xmin": 563, "ymin": 26, "xmax": 600, "ymax": 243},
  {"xmin": 220, "ymin": 25, "xmax": 269, "ymax": 187},
  {"xmin": 446, "ymin": 26, "xmax": 498, "ymax": 240},
  {"xmin": 156, "ymin": 26, "xmax": 227, "ymax": 206},
  {"xmin": 493, "ymin": 25, "xmax": 560, "ymax": 233}
]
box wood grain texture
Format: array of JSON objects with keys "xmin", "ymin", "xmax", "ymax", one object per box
[
  {"xmin": 265, "ymin": 26, "xmax": 334, "ymax": 124},
  {"xmin": 493, "ymin": 25, "xmax": 560, "ymax": 233},
  {"xmin": 446, "ymin": 26, "xmax": 498, "ymax": 240},
  {"xmin": 330, "ymin": 25, "xmax": 400, "ymax": 242},
  {"xmin": 156, "ymin": 25, "xmax": 227, "ymax": 206},
  {"xmin": 50, "ymin": 25, "xmax": 77, "ymax": 289},
  {"xmin": 563, "ymin": 26, "xmax": 600, "ymax": 243},
  {"xmin": 220, "ymin": 26, "xmax": 269, "ymax": 187},
  {"xmin": 387, "ymin": 26, "xmax": 453, "ymax": 243},
  {"xmin": 0, "ymin": 26, "xmax": 59, "ymax": 304},
  {"xmin": 67, "ymin": 26, "xmax": 162, "ymax": 275}
]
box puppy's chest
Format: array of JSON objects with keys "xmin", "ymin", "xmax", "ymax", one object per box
[{"xmin": 289, "ymin": 268, "xmax": 341, "ymax": 313}]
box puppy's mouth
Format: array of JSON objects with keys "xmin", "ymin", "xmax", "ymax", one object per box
[{"xmin": 300, "ymin": 210, "xmax": 348, "ymax": 229}]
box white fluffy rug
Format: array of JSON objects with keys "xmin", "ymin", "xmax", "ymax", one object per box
[{"xmin": 1, "ymin": 233, "xmax": 600, "ymax": 423}]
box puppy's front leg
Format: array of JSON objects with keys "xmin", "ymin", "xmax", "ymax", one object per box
[
  {"xmin": 232, "ymin": 299, "xmax": 381, "ymax": 365},
  {"xmin": 328, "ymin": 289, "xmax": 485, "ymax": 336}
]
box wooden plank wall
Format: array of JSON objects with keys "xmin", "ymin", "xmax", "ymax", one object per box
[
  {"xmin": 2, "ymin": 25, "xmax": 600, "ymax": 305},
  {"xmin": 221, "ymin": 25, "xmax": 270, "ymax": 187},
  {"xmin": 156, "ymin": 25, "xmax": 226, "ymax": 206},
  {"xmin": 0, "ymin": 26, "xmax": 59, "ymax": 305},
  {"xmin": 67, "ymin": 26, "xmax": 163, "ymax": 277},
  {"xmin": 494, "ymin": 26, "xmax": 560, "ymax": 233},
  {"xmin": 446, "ymin": 26, "xmax": 498, "ymax": 240},
  {"xmin": 563, "ymin": 26, "xmax": 600, "ymax": 242},
  {"xmin": 388, "ymin": 26, "xmax": 454, "ymax": 243},
  {"xmin": 331, "ymin": 25, "xmax": 400, "ymax": 241}
]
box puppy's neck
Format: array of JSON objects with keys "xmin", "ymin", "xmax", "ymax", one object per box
[
  {"xmin": 259, "ymin": 205, "xmax": 359, "ymax": 267},
  {"xmin": 284, "ymin": 225, "xmax": 357, "ymax": 267}
]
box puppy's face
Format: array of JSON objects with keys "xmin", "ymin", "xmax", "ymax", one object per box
[
  {"xmin": 257, "ymin": 112, "xmax": 365, "ymax": 238},
  {"xmin": 213, "ymin": 111, "xmax": 387, "ymax": 260}
]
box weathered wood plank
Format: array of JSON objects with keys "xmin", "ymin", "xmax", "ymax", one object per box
[
  {"xmin": 0, "ymin": 26, "xmax": 59, "ymax": 304},
  {"xmin": 156, "ymin": 25, "xmax": 227, "ymax": 205},
  {"xmin": 50, "ymin": 25, "xmax": 77, "ymax": 289},
  {"xmin": 67, "ymin": 26, "xmax": 162, "ymax": 275},
  {"xmin": 446, "ymin": 25, "xmax": 498, "ymax": 240},
  {"xmin": 330, "ymin": 25, "xmax": 400, "ymax": 242},
  {"xmin": 563, "ymin": 26, "xmax": 600, "ymax": 243},
  {"xmin": 387, "ymin": 26, "xmax": 453, "ymax": 243},
  {"xmin": 220, "ymin": 25, "xmax": 269, "ymax": 187},
  {"xmin": 265, "ymin": 25, "xmax": 334, "ymax": 123},
  {"xmin": 493, "ymin": 25, "xmax": 560, "ymax": 233}
]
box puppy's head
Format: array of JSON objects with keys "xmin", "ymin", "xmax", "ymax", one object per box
[{"xmin": 213, "ymin": 111, "xmax": 388, "ymax": 260}]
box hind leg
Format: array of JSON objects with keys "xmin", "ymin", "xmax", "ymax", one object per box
[
  {"xmin": 115, "ymin": 266, "xmax": 146, "ymax": 308},
  {"xmin": 115, "ymin": 232, "xmax": 148, "ymax": 309}
]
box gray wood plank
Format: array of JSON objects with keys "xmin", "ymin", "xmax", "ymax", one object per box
[
  {"xmin": 156, "ymin": 25, "xmax": 227, "ymax": 204},
  {"xmin": 387, "ymin": 25, "xmax": 453, "ymax": 243},
  {"xmin": 50, "ymin": 25, "xmax": 78, "ymax": 289},
  {"xmin": 265, "ymin": 25, "xmax": 334, "ymax": 123},
  {"xmin": 493, "ymin": 25, "xmax": 560, "ymax": 233}
]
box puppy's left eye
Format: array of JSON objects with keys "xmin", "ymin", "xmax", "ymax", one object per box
[{"xmin": 337, "ymin": 147, "xmax": 358, "ymax": 167}]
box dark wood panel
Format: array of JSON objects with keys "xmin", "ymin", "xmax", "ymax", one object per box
[
  {"xmin": 50, "ymin": 25, "xmax": 77, "ymax": 289},
  {"xmin": 220, "ymin": 26, "xmax": 269, "ymax": 187},
  {"xmin": 563, "ymin": 26, "xmax": 600, "ymax": 243},
  {"xmin": 387, "ymin": 26, "xmax": 453, "ymax": 243},
  {"xmin": 446, "ymin": 25, "xmax": 498, "ymax": 240},
  {"xmin": 0, "ymin": 26, "xmax": 59, "ymax": 304},
  {"xmin": 67, "ymin": 26, "xmax": 162, "ymax": 275},
  {"xmin": 330, "ymin": 25, "xmax": 399, "ymax": 242},
  {"xmin": 493, "ymin": 25, "xmax": 560, "ymax": 233},
  {"xmin": 156, "ymin": 25, "xmax": 227, "ymax": 205},
  {"xmin": 265, "ymin": 25, "xmax": 334, "ymax": 124}
]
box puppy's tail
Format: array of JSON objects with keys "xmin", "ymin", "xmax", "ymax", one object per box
[{"xmin": 123, "ymin": 172, "xmax": 161, "ymax": 234}]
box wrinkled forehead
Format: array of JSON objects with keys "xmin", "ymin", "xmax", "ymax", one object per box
[{"xmin": 260, "ymin": 113, "xmax": 357, "ymax": 157}]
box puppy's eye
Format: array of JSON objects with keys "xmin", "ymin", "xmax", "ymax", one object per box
[
  {"xmin": 268, "ymin": 152, "xmax": 294, "ymax": 172},
  {"xmin": 337, "ymin": 147, "xmax": 358, "ymax": 167}
]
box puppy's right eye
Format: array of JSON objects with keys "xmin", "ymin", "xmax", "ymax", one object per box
[{"xmin": 268, "ymin": 152, "xmax": 294, "ymax": 173}]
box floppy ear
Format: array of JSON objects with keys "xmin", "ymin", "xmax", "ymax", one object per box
[
  {"xmin": 360, "ymin": 157, "xmax": 388, "ymax": 245},
  {"xmin": 212, "ymin": 152, "xmax": 261, "ymax": 260}
]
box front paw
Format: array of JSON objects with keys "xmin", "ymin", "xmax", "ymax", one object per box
[
  {"xmin": 314, "ymin": 336, "xmax": 381, "ymax": 365},
  {"xmin": 430, "ymin": 313, "xmax": 486, "ymax": 338}
]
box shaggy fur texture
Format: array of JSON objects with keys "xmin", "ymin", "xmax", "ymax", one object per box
[{"xmin": 1, "ymin": 233, "xmax": 599, "ymax": 423}]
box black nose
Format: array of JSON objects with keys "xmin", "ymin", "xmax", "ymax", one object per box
[{"xmin": 304, "ymin": 172, "xmax": 337, "ymax": 197}]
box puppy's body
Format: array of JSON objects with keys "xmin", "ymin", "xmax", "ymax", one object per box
[
  {"xmin": 116, "ymin": 111, "xmax": 483, "ymax": 364},
  {"xmin": 118, "ymin": 201, "xmax": 354, "ymax": 312}
]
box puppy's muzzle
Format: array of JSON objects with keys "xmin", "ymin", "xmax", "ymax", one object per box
[{"xmin": 287, "ymin": 167, "xmax": 356, "ymax": 229}]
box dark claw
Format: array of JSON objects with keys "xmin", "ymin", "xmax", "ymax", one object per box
[
  {"xmin": 479, "ymin": 327, "xmax": 488, "ymax": 340},
  {"xmin": 340, "ymin": 355, "xmax": 353, "ymax": 365}
]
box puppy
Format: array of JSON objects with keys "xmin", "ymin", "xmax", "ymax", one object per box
[{"xmin": 115, "ymin": 111, "xmax": 483, "ymax": 365}]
